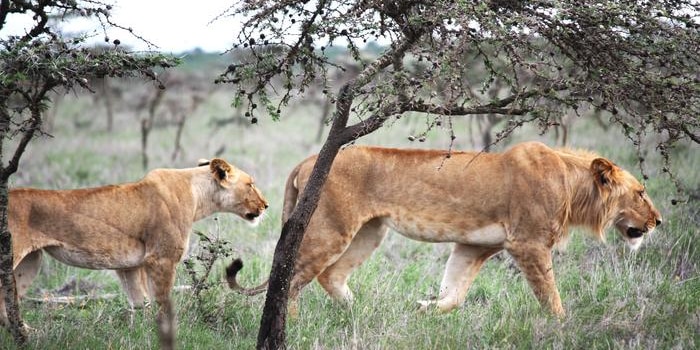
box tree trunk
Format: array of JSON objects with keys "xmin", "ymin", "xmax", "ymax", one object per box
[
  {"xmin": 0, "ymin": 178, "xmax": 25, "ymax": 344},
  {"xmin": 0, "ymin": 101, "xmax": 43, "ymax": 344},
  {"xmin": 256, "ymin": 83, "xmax": 364, "ymax": 349},
  {"xmin": 256, "ymin": 83, "xmax": 390, "ymax": 349},
  {"xmin": 254, "ymin": 31, "xmax": 409, "ymax": 344},
  {"xmin": 256, "ymin": 132, "xmax": 347, "ymax": 349},
  {"xmin": 103, "ymin": 80, "xmax": 114, "ymax": 132},
  {"xmin": 171, "ymin": 113, "xmax": 186, "ymax": 162},
  {"xmin": 141, "ymin": 88, "xmax": 164, "ymax": 170}
]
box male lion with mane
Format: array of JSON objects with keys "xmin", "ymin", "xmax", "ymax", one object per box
[
  {"xmin": 230, "ymin": 141, "xmax": 660, "ymax": 317},
  {"xmin": 3, "ymin": 158, "xmax": 268, "ymax": 349}
]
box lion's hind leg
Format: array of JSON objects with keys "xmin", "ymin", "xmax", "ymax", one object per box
[
  {"xmin": 116, "ymin": 267, "xmax": 150, "ymax": 327},
  {"xmin": 116, "ymin": 267, "xmax": 150, "ymax": 309},
  {"xmin": 317, "ymin": 218, "xmax": 389, "ymax": 303},
  {"xmin": 288, "ymin": 217, "xmax": 363, "ymax": 317},
  {"xmin": 14, "ymin": 250, "xmax": 42, "ymax": 299}
]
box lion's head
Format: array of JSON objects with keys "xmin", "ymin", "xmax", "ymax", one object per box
[
  {"xmin": 591, "ymin": 158, "xmax": 662, "ymax": 250},
  {"xmin": 200, "ymin": 158, "xmax": 269, "ymax": 226}
]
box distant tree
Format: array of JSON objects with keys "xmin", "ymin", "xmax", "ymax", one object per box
[
  {"xmin": 0, "ymin": 0, "xmax": 176, "ymax": 347},
  {"xmin": 216, "ymin": 1, "xmax": 699, "ymax": 348},
  {"xmin": 134, "ymin": 71, "xmax": 209, "ymax": 170}
]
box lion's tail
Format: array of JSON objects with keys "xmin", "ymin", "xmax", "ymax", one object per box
[
  {"xmin": 225, "ymin": 259, "xmax": 268, "ymax": 296},
  {"xmin": 282, "ymin": 160, "xmax": 303, "ymax": 224}
]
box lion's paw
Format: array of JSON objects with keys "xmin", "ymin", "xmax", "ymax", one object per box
[
  {"xmin": 416, "ymin": 299, "xmax": 435, "ymax": 312},
  {"xmin": 22, "ymin": 322, "xmax": 36, "ymax": 333}
]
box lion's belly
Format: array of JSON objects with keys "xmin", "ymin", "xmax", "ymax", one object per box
[
  {"xmin": 385, "ymin": 218, "xmax": 507, "ymax": 247},
  {"xmin": 44, "ymin": 240, "xmax": 145, "ymax": 270}
]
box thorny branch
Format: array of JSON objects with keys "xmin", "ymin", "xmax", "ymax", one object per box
[{"xmin": 220, "ymin": 0, "xmax": 698, "ymax": 195}]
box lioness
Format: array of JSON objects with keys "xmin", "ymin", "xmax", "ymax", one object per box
[
  {"xmin": 230, "ymin": 141, "xmax": 661, "ymax": 317},
  {"xmin": 3, "ymin": 158, "xmax": 267, "ymax": 349}
]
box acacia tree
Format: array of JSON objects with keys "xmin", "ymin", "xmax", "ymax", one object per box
[
  {"xmin": 0, "ymin": 0, "xmax": 176, "ymax": 345},
  {"xmin": 216, "ymin": 0, "xmax": 699, "ymax": 348}
]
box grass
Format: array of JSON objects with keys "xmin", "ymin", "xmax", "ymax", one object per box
[{"xmin": 1, "ymin": 77, "xmax": 698, "ymax": 349}]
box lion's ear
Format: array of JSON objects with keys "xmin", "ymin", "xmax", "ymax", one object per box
[
  {"xmin": 591, "ymin": 158, "xmax": 619, "ymax": 187},
  {"xmin": 209, "ymin": 158, "xmax": 233, "ymax": 183}
]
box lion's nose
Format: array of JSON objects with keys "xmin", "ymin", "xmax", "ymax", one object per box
[{"xmin": 655, "ymin": 218, "xmax": 662, "ymax": 227}]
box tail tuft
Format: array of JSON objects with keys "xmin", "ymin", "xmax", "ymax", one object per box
[
  {"xmin": 225, "ymin": 259, "xmax": 244, "ymax": 288},
  {"xmin": 226, "ymin": 259, "xmax": 243, "ymax": 277},
  {"xmin": 225, "ymin": 258, "xmax": 269, "ymax": 296}
]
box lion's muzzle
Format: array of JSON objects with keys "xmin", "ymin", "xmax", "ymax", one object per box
[
  {"xmin": 244, "ymin": 204, "xmax": 267, "ymax": 224},
  {"xmin": 626, "ymin": 227, "xmax": 645, "ymax": 238},
  {"xmin": 626, "ymin": 215, "xmax": 662, "ymax": 239},
  {"xmin": 244, "ymin": 201, "xmax": 268, "ymax": 221}
]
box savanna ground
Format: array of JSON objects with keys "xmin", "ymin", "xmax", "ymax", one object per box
[{"xmin": 0, "ymin": 53, "xmax": 698, "ymax": 349}]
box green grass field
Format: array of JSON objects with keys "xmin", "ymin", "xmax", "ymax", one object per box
[{"xmin": 1, "ymin": 81, "xmax": 698, "ymax": 349}]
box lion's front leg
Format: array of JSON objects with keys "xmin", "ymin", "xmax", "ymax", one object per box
[
  {"xmin": 420, "ymin": 244, "xmax": 501, "ymax": 312},
  {"xmin": 506, "ymin": 242, "xmax": 565, "ymax": 317},
  {"xmin": 317, "ymin": 218, "xmax": 389, "ymax": 304},
  {"xmin": 144, "ymin": 257, "xmax": 178, "ymax": 350}
]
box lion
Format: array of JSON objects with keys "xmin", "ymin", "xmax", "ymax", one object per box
[
  {"xmin": 229, "ymin": 141, "xmax": 661, "ymax": 318},
  {"xmin": 2, "ymin": 158, "xmax": 268, "ymax": 349}
]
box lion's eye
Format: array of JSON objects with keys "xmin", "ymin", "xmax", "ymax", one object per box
[{"xmin": 638, "ymin": 190, "xmax": 645, "ymax": 198}]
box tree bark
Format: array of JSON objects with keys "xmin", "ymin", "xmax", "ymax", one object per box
[
  {"xmin": 0, "ymin": 106, "xmax": 27, "ymax": 344},
  {"xmin": 0, "ymin": 101, "xmax": 43, "ymax": 344},
  {"xmin": 102, "ymin": 79, "xmax": 115, "ymax": 132},
  {"xmin": 255, "ymin": 33, "xmax": 422, "ymax": 348},
  {"xmin": 256, "ymin": 82, "xmax": 364, "ymax": 349},
  {"xmin": 141, "ymin": 88, "xmax": 164, "ymax": 170},
  {"xmin": 255, "ymin": 140, "xmax": 347, "ymax": 349},
  {"xmin": 0, "ymin": 179, "xmax": 26, "ymax": 344}
]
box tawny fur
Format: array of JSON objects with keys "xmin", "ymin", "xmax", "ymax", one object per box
[
  {"xmin": 231, "ymin": 141, "xmax": 661, "ymax": 317},
  {"xmin": 2, "ymin": 158, "xmax": 268, "ymax": 349}
]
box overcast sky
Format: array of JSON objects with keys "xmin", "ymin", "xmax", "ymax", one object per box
[{"xmin": 1, "ymin": 0, "xmax": 241, "ymax": 53}]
